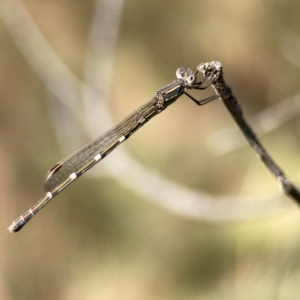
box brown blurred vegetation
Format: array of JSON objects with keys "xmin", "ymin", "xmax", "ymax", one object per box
[{"xmin": 1, "ymin": 0, "xmax": 300, "ymax": 299}]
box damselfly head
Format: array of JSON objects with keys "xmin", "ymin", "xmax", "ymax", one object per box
[
  {"xmin": 176, "ymin": 68, "xmax": 197, "ymax": 85},
  {"xmin": 176, "ymin": 67, "xmax": 188, "ymax": 80},
  {"xmin": 186, "ymin": 73, "xmax": 196, "ymax": 85}
]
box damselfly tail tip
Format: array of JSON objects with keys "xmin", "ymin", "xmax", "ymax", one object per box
[
  {"xmin": 7, "ymin": 222, "xmax": 18, "ymax": 233},
  {"xmin": 7, "ymin": 217, "xmax": 25, "ymax": 233}
]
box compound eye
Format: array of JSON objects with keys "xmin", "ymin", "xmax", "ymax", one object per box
[
  {"xmin": 187, "ymin": 74, "xmax": 196, "ymax": 85},
  {"xmin": 176, "ymin": 68, "xmax": 186, "ymax": 79}
]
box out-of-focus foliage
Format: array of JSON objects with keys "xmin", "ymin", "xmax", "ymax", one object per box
[{"xmin": 1, "ymin": 1, "xmax": 300, "ymax": 299}]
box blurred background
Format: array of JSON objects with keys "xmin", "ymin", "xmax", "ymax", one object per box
[{"xmin": 1, "ymin": 0, "xmax": 300, "ymax": 299}]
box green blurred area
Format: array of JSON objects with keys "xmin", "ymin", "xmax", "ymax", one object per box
[{"xmin": 1, "ymin": 0, "xmax": 300, "ymax": 299}]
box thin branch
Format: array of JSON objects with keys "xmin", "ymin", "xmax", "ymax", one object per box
[
  {"xmin": 198, "ymin": 61, "xmax": 300, "ymax": 204},
  {"xmin": 81, "ymin": 0, "xmax": 124, "ymax": 141}
]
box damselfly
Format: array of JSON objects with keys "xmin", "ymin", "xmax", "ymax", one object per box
[{"xmin": 8, "ymin": 65, "xmax": 217, "ymax": 233}]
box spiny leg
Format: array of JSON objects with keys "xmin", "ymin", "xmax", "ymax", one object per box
[{"xmin": 184, "ymin": 92, "xmax": 220, "ymax": 106}]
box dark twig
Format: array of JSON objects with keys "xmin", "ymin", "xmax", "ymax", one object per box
[{"xmin": 197, "ymin": 61, "xmax": 300, "ymax": 204}]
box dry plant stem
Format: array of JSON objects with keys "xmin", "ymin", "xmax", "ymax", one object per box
[{"xmin": 198, "ymin": 61, "xmax": 300, "ymax": 204}]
